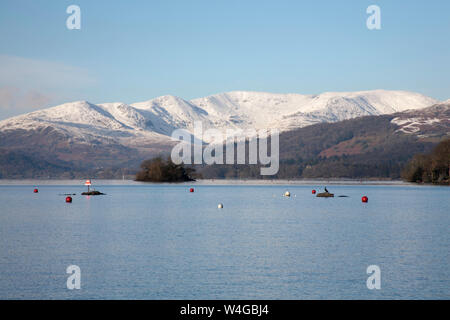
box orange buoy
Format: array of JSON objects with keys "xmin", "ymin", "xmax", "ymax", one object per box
[
  {"xmin": 362, "ymin": 196, "xmax": 368, "ymax": 203},
  {"xmin": 312, "ymin": 189, "xmax": 316, "ymax": 194},
  {"xmin": 190, "ymin": 188, "xmax": 194, "ymax": 193},
  {"xmin": 66, "ymin": 196, "xmax": 72, "ymax": 203},
  {"xmin": 33, "ymin": 188, "xmax": 39, "ymax": 193}
]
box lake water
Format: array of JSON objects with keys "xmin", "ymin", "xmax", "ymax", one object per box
[{"xmin": 0, "ymin": 181, "xmax": 449, "ymax": 299}]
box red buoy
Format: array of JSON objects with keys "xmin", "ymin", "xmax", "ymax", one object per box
[
  {"xmin": 362, "ymin": 196, "xmax": 368, "ymax": 203},
  {"xmin": 33, "ymin": 188, "xmax": 39, "ymax": 193},
  {"xmin": 66, "ymin": 196, "xmax": 72, "ymax": 203},
  {"xmin": 312, "ymin": 189, "xmax": 316, "ymax": 194},
  {"xmin": 190, "ymin": 188, "xmax": 194, "ymax": 193}
]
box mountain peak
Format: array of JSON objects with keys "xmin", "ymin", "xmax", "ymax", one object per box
[{"xmin": 133, "ymin": 94, "xmax": 187, "ymax": 107}]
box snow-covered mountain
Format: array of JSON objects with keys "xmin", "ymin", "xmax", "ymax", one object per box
[
  {"xmin": 0, "ymin": 89, "xmax": 446, "ymax": 177},
  {"xmin": 191, "ymin": 90, "xmax": 439, "ymax": 131},
  {"xmin": 0, "ymin": 90, "xmax": 440, "ymax": 147}
]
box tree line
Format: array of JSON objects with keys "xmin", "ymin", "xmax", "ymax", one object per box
[{"xmin": 402, "ymin": 139, "xmax": 450, "ymax": 184}]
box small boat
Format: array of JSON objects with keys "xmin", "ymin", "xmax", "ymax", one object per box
[
  {"xmin": 316, "ymin": 186, "xmax": 334, "ymax": 197},
  {"xmin": 316, "ymin": 192, "xmax": 334, "ymax": 198}
]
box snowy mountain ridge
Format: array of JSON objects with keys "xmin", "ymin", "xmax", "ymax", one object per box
[{"xmin": 0, "ymin": 90, "xmax": 441, "ymax": 146}]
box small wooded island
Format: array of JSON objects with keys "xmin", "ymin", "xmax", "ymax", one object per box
[{"xmin": 136, "ymin": 156, "xmax": 196, "ymax": 182}]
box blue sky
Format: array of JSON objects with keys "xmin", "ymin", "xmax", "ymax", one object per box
[{"xmin": 0, "ymin": 0, "xmax": 449, "ymax": 119}]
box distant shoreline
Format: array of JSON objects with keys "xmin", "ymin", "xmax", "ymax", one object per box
[{"xmin": 0, "ymin": 178, "xmax": 418, "ymax": 186}]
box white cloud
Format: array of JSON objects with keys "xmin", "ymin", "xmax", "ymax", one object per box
[
  {"xmin": 0, "ymin": 55, "xmax": 96, "ymax": 119},
  {"xmin": 0, "ymin": 86, "xmax": 53, "ymax": 113},
  {"xmin": 0, "ymin": 55, "xmax": 96, "ymax": 89}
]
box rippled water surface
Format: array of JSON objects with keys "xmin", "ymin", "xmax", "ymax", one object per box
[{"xmin": 0, "ymin": 181, "xmax": 448, "ymax": 299}]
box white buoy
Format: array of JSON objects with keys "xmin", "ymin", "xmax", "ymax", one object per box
[
  {"xmin": 218, "ymin": 203, "xmax": 223, "ymax": 209},
  {"xmin": 284, "ymin": 191, "xmax": 291, "ymax": 197}
]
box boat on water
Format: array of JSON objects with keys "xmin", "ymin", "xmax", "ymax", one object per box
[
  {"xmin": 316, "ymin": 186, "xmax": 334, "ymax": 197},
  {"xmin": 316, "ymin": 192, "xmax": 334, "ymax": 198}
]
